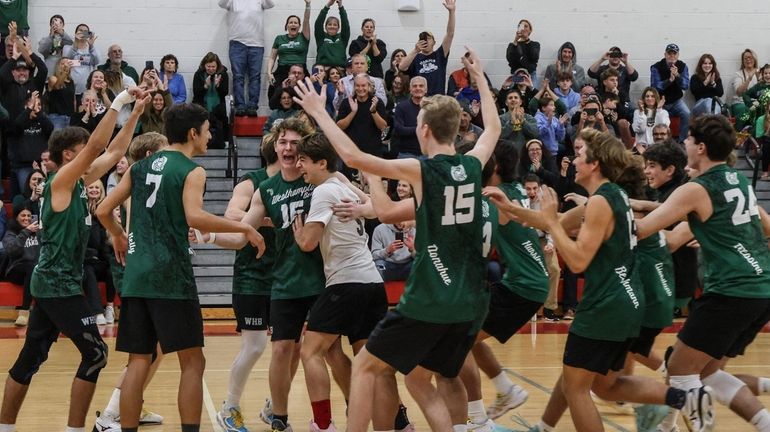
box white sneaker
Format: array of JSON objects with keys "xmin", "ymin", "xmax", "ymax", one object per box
[
  {"xmin": 138, "ymin": 408, "xmax": 163, "ymax": 424},
  {"xmin": 486, "ymin": 383, "xmax": 529, "ymax": 420},
  {"xmin": 14, "ymin": 310, "xmax": 28, "ymax": 327},
  {"xmin": 93, "ymin": 411, "xmax": 121, "ymax": 432},
  {"xmin": 259, "ymin": 398, "xmax": 274, "ymax": 424},
  {"xmin": 96, "ymin": 314, "xmax": 107, "ymax": 326},
  {"xmin": 468, "ymin": 418, "xmax": 496, "ymax": 432},
  {"xmin": 104, "ymin": 305, "xmax": 115, "ymax": 324},
  {"xmin": 681, "ymin": 386, "xmax": 714, "ymax": 432}
]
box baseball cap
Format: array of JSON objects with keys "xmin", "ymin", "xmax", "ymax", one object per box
[
  {"xmin": 608, "ymin": 47, "xmax": 622, "ymax": 58},
  {"xmin": 665, "ymin": 43, "xmax": 680, "ymax": 53},
  {"xmin": 13, "ymin": 60, "xmax": 30, "ymax": 70}
]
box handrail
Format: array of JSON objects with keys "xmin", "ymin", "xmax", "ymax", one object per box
[{"xmin": 226, "ymin": 98, "xmax": 239, "ymax": 188}]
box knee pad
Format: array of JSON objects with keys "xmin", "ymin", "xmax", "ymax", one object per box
[
  {"xmin": 702, "ymin": 370, "xmax": 745, "ymax": 406},
  {"xmin": 8, "ymin": 334, "xmax": 57, "ymax": 385},
  {"xmin": 71, "ymin": 331, "xmax": 108, "ymax": 383}
]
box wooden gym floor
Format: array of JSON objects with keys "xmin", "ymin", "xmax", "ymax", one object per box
[{"xmin": 0, "ymin": 319, "xmax": 768, "ymax": 431}]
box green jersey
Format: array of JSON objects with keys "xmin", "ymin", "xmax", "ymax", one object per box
[
  {"xmin": 570, "ymin": 182, "xmax": 643, "ymax": 342},
  {"xmin": 233, "ymin": 170, "xmax": 275, "ymax": 296},
  {"xmin": 496, "ymin": 182, "xmax": 549, "ymax": 303},
  {"xmin": 397, "ymin": 154, "xmax": 487, "ymax": 324},
  {"xmin": 636, "ymin": 232, "xmax": 675, "ymax": 329},
  {"xmin": 259, "ymin": 173, "xmax": 324, "ymax": 300},
  {"xmin": 110, "ymin": 206, "xmax": 127, "ymax": 294},
  {"xmin": 689, "ymin": 164, "xmax": 770, "ymax": 298},
  {"xmin": 122, "ymin": 151, "xmax": 199, "ymax": 299},
  {"xmin": 30, "ymin": 173, "xmax": 90, "ymax": 298},
  {"xmin": 272, "ymin": 33, "xmax": 310, "ymax": 67},
  {"xmin": 470, "ymin": 196, "xmax": 497, "ymax": 334}
]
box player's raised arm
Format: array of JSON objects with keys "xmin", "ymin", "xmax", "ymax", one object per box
[{"xmin": 464, "ymin": 47, "xmax": 500, "ymax": 165}]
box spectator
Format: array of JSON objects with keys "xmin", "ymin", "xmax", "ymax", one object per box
[
  {"xmin": 499, "ymin": 89, "xmax": 538, "ymax": 152},
  {"xmin": 337, "ymin": 74, "xmax": 387, "ymax": 163},
  {"xmin": 45, "ymin": 58, "xmax": 76, "ymax": 129},
  {"xmin": 38, "ymin": 14, "xmax": 72, "ymax": 77},
  {"xmin": 7, "ymin": 91, "xmax": 51, "ymax": 195},
  {"xmin": 0, "ymin": 3, "xmax": 28, "ymax": 39},
  {"xmin": 268, "ymin": 63, "xmax": 305, "ymax": 110},
  {"xmin": 519, "ymin": 139, "xmax": 558, "ymax": 186},
  {"xmin": 650, "ymin": 43, "xmax": 690, "ymax": 141},
  {"xmin": 527, "ymin": 78, "xmax": 566, "ymax": 116},
  {"xmin": 139, "ymin": 90, "xmax": 172, "ymax": 135},
  {"xmin": 597, "ymin": 68, "xmax": 632, "ymax": 118},
  {"xmin": 11, "ymin": 169, "xmax": 43, "ymax": 216},
  {"xmin": 587, "ymin": 46, "xmax": 638, "ymax": 96},
  {"xmin": 742, "ymin": 64, "xmax": 770, "ymax": 114},
  {"xmin": 652, "ymin": 123, "xmax": 671, "ymax": 144},
  {"xmin": 69, "ymin": 88, "xmax": 105, "ymax": 132},
  {"xmin": 731, "ymin": 49, "xmax": 759, "ymax": 130},
  {"xmin": 267, "ymin": 0, "xmax": 311, "ymax": 97},
  {"xmin": 104, "ymin": 68, "xmax": 137, "ymax": 130},
  {"xmin": 371, "ymin": 221, "xmax": 415, "ymax": 281},
  {"xmin": 38, "ymin": 149, "xmax": 57, "ymax": 175},
  {"xmin": 543, "ymin": 42, "xmax": 586, "ymax": 92},
  {"xmin": 398, "ymin": 0, "xmax": 456, "ymax": 95},
  {"xmin": 159, "ymin": 53, "xmax": 186, "ymax": 104},
  {"xmin": 754, "ymin": 101, "xmax": 770, "ymax": 180},
  {"xmin": 534, "ymin": 97, "xmax": 567, "ymax": 156},
  {"xmin": 265, "ymin": 87, "xmax": 299, "ymax": 133},
  {"xmin": 690, "ymin": 53, "xmax": 724, "ymax": 117},
  {"xmin": 500, "ymin": 68, "xmax": 537, "ymax": 111},
  {"xmin": 62, "ymin": 23, "xmax": 98, "ymax": 97},
  {"xmin": 82, "ymin": 180, "xmax": 114, "ymax": 325},
  {"xmin": 384, "ymin": 48, "xmax": 405, "ymax": 91},
  {"xmin": 306, "ymin": 64, "xmax": 336, "ymax": 116},
  {"xmin": 219, "ymin": 0, "xmax": 275, "ymax": 116},
  {"xmin": 85, "ymin": 69, "xmax": 112, "ymax": 111},
  {"xmin": 106, "ymin": 156, "xmax": 128, "ymax": 194},
  {"xmin": 333, "ymin": 53, "xmax": 386, "ymax": 110},
  {"xmin": 2, "ymin": 202, "xmax": 40, "ymax": 327},
  {"xmin": 632, "ymin": 86, "xmax": 670, "ymax": 151},
  {"xmin": 454, "ymin": 101, "xmax": 483, "ymax": 147},
  {"xmin": 574, "ymin": 95, "xmax": 608, "ymax": 136},
  {"xmin": 192, "ymin": 52, "xmax": 229, "ymax": 147},
  {"xmin": 0, "ymin": 40, "xmax": 45, "ymax": 122},
  {"xmin": 553, "ymin": 71, "xmax": 580, "ymax": 116},
  {"xmin": 506, "ymin": 19, "xmax": 539, "ymax": 80},
  {"xmin": 391, "ymin": 76, "xmax": 426, "ymax": 158},
  {"xmin": 448, "ymin": 63, "xmax": 491, "ymax": 98},
  {"xmin": 348, "ymin": 18, "xmax": 387, "ymax": 79},
  {"xmin": 97, "ymin": 44, "xmax": 139, "ymax": 84},
  {"xmin": 386, "ymin": 72, "xmax": 409, "ymax": 114},
  {"xmin": 315, "ymin": 0, "xmax": 349, "ymax": 68}
]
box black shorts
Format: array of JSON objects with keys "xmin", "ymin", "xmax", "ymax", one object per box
[
  {"xmin": 307, "ymin": 282, "xmax": 387, "ymax": 344},
  {"xmin": 629, "ymin": 326, "xmax": 664, "ymax": 357},
  {"xmin": 29, "ymin": 295, "xmax": 100, "ymax": 342},
  {"xmin": 232, "ymin": 294, "xmax": 270, "ymax": 331},
  {"xmin": 563, "ymin": 332, "xmax": 633, "ymax": 375},
  {"xmin": 270, "ymin": 295, "xmax": 318, "ymax": 342},
  {"xmin": 366, "ymin": 310, "xmax": 475, "ymax": 378},
  {"xmin": 482, "ymin": 283, "xmax": 543, "ymax": 344},
  {"xmin": 678, "ymin": 294, "xmax": 770, "ymax": 359},
  {"xmin": 116, "ymin": 297, "xmax": 204, "ymax": 355}
]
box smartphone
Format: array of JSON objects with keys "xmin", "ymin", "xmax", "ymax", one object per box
[
  {"xmin": 146, "ymin": 60, "xmax": 154, "ymax": 70},
  {"xmin": 68, "ymin": 59, "xmax": 81, "ymax": 67},
  {"xmin": 512, "ymin": 75, "xmax": 525, "ymax": 84},
  {"xmin": 395, "ymin": 231, "xmax": 404, "ymax": 242},
  {"xmin": 418, "ymin": 32, "xmax": 429, "ymax": 42},
  {"xmin": 31, "ymin": 215, "xmax": 39, "ymax": 224},
  {"xmin": 312, "ymin": 66, "xmax": 321, "ymax": 75}
]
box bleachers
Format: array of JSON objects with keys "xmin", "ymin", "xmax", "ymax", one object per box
[{"xmin": 0, "ymin": 281, "xmax": 117, "ymax": 308}]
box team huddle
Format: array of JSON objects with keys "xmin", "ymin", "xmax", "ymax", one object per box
[{"xmin": 1, "ymin": 47, "xmax": 770, "ymax": 432}]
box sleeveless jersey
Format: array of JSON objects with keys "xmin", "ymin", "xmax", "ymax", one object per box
[
  {"xmin": 233, "ymin": 170, "xmax": 275, "ymax": 296},
  {"xmin": 259, "ymin": 172, "xmax": 324, "ymax": 300},
  {"xmin": 635, "ymin": 231, "xmax": 675, "ymax": 329},
  {"xmin": 689, "ymin": 164, "xmax": 770, "ymax": 298},
  {"xmin": 469, "ymin": 196, "xmax": 498, "ymax": 334},
  {"xmin": 397, "ymin": 154, "xmax": 486, "ymax": 324},
  {"xmin": 496, "ymin": 182, "xmax": 549, "ymax": 303},
  {"xmin": 30, "ymin": 173, "xmax": 91, "ymax": 298},
  {"xmin": 570, "ymin": 182, "xmax": 644, "ymax": 342},
  {"xmin": 122, "ymin": 151, "xmax": 199, "ymax": 299}
]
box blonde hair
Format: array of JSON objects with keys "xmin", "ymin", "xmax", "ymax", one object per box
[
  {"xmin": 420, "ymin": 95, "xmax": 461, "ymax": 144},
  {"xmin": 128, "ymin": 132, "xmax": 169, "ymax": 164},
  {"xmin": 579, "ymin": 128, "xmax": 630, "ymax": 182},
  {"xmin": 87, "ymin": 180, "xmax": 106, "ymax": 214}
]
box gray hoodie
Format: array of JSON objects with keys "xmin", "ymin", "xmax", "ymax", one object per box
[
  {"xmin": 543, "ymin": 41, "xmax": 587, "ymax": 92},
  {"xmin": 371, "ymin": 223, "xmax": 415, "ymax": 264}
]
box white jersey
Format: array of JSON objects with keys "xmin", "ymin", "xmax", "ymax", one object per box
[{"xmin": 305, "ymin": 177, "xmax": 382, "ymax": 286}]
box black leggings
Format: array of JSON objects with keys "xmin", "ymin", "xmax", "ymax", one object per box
[
  {"xmin": 82, "ymin": 261, "xmax": 115, "ymax": 315},
  {"xmin": 6, "ymin": 261, "xmax": 34, "ymax": 310}
]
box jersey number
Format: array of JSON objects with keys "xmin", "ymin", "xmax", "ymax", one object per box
[
  {"xmin": 625, "ymin": 209, "xmax": 638, "ymax": 250},
  {"xmin": 281, "ymin": 201, "xmax": 304, "ymax": 228},
  {"xmin": 441, "ymin": 184, "xmax": 475, "ymax": 226},
  {"xmin": 724, "ymin": 187, "xmax": 758, "ymax": 226},
  {"xmin": 482, "ymin": 221, "xmax": 492, "ymax": 256},
  {"xmin": 145, "ymin": 174, "xmax": 163, "ymax": 208}
]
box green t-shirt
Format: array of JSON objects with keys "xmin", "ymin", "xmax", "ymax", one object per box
[
  {"xmin": 233, "ymin": 170, "xmax": 275, "ymax": 296},
  {"xmin": 636, "ymin": 232, "xmax": 675, "ymax": 329},
  {"xmin": 314, "ymin": 6, "xmax": 350, "ymax": 67},
  {"xmin": 122, "ymin": 151, "xmax": 199, "ymax": 299},
  {"xmin": 272, "ymin": 33, "xmax": 310, "ymax": 67},
  {"xmin": 570, "ymin": 182, "xmax": 644, "ymax": 342},
  {"xmin": 689, "ymin": 164, "xmax": 770, "ymax": 298},
  {"xmin": 30, "ymin": 173, "xmax": 90, "ymax": 298},
  {"xmin": 496, "ymin": 182, "xmax": 549, "ymax": 303},
  {"xmin": 259, "ymin": 172, "xmax": 324, "ymax": 300},
  {"xmin": 0, "ymin": 0, "xmax": 27, "ymax": 30},
  {"xmin": 397, "ymin": 154, "xmax": 487, "ymax": 324}
]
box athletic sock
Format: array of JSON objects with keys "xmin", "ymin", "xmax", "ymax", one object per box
[
  {"xmin": 537, "ymin": 420, "xmax": 554, "ymax": 432},
  {"xmin": 491, "ymin": 371, "xmax": 514, "ymax": 394},
  {"xmin": 104, "ymin": 388, "xmax": 121, "ymax": 418},
  {"xmin": 0, "ymin": 425, "xmax": 15, "ymax": 432},
  {"xmin": 658, "ymin": 408, "xmax": 680, "ymax": 430},
  {"xmin": 181, "ymin": 424, "xmax": 200, "ymax": 432},
  {"xmin": 664, "ymin": 387, "xmax": 687, "ymax": 409},
  {"xmin": 751, "ymin": 409, "xmax": 770, "ymax": 432},
  {"xmin": 669, "ymin": 374, "xmax": 702, "ymax": 391},
  {"xmin": 394, "ymin": 404, "xmax": 410, "ymax": 430},
  {"xmin": 311, "ymin": 399, "xmax": 332, "ymax": 429},
  {"xmin": 759, "ymin": 377, "xmax": 770, "ymax": 394},
  {"xmin": 452, "ymin": 425, "xmax": 467, "ymax": 432},
  {"xmin": 64, "ymin": 428, "xmax": 85, "ymax": 432},
  {"xmin": 468, "ymin": 399, "xmax": 486, "ymax": 424}
]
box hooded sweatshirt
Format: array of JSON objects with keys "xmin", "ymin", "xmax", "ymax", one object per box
[
  {"xmin": 371, "ymin": 223, "xmax": 415, "ymax": 264},
  {"xmin": 544, "ymin": 41, "xmax": 587, "ymax": 92}
]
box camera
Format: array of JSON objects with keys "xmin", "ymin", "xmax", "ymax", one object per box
[
  {"xmin": 418, "ymin": 32, "xmax": 429, "ymax": 42},
  {"xmin": 512, "ymin": 75, "xmax": 525, "ymax": 84},
  {"xmin": 584, "ymin": 108, "xmax": 598, "ymax": 116}
]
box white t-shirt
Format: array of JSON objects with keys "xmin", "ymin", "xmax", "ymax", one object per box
[
  {"xmin": 219, "ymin": 0, "xmax": 275, "ymax": 47},
  {"xmin": 305, "ymin": 177, "xmax": 382, "ymax": 286}
]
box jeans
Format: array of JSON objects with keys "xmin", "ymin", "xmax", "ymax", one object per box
[
  {"xmin": 229, "ymin": 40, "xmax": 264, "ymax": 110},
  {"xmin": 48, "ymin": 113, "xmax": 70, "ymax": 130},
  {"xmin": 692, "ymin": 98, "xmax": 722, "ymax": 118},
  {"xmin": 664, "ymin": 98, "xmax": 691, "ymax": 142},
  {"xmin": 375, "ymin": 260, "xmax": 413, "ymax": 281},
  {"xmin": 11, "ymin": 166, "xmax": 33, "ymax": 198}
]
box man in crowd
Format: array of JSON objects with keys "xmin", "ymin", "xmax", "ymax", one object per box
[
  {"xmin": 588, "ymin": 46, "xmax": 638, "ymax": 95},
  {"xmin": 650, "ymin": 43, "xmax": 690, "ymax": 142},
  {"xmin": 97, "ymin": 44, "xmax": 139, "ymax": 83}
]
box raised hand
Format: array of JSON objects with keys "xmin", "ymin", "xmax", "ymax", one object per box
[
  {"xmin": 461, "ymin": 46, "xmax": 484, "ymax": 80},
  {"xmin": 292, "ymin": 77, "xmax": 328, "ymax": 118},
  {"xmin": 349, "ymin": 96, "xmax": 359, "ymax": 112},
  {"xmin": 443, "ymin": 0, "xmax": 456, "ymax": 11}
]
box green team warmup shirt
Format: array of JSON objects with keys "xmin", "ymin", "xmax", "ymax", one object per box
[
  {"xmin": 689, "ymin": 164, "xmax": 770, "ymax": 298},
  {"xmin": 314, "ymin": 5, "xmax": 350, "ymax": 67},
  {"xmin": 122, "ymin": 151, "xmax": 199, "ymax": 300},
  {"xmin": 636, "ymin": 232, "xmax": 675, "ymax": 329},
  {"xmin": 272, "ymin": 33, "xmax": 310, "ymax": 67},
  {"xmin": 233, "ymin": 170, "xmax": 275, "ymax": 296},
  {"xmin": 570, "ymin": 182, "xmax": 643, "ymax": 342},
  {"xmin": 259, "ymin": 173, "xmax": 324, "ymax": 300},
  {"xmin": 397, "ymin": 154, "xmax": 487, "ymax": 324},
  {"xmin": 30, "ymin": 173, "xmax": 90, "ymax": 298},
  {"xmin": 496, "ymin": 182, "xmax": 549, "ymax": 303}
]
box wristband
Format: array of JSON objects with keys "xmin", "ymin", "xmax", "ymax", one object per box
[
  {"xmin": 206, "ymin": 232, "xmax": 217, "ymax": 244},
  {"xmin": 110, "ymin": 90, "xmax": 135, "ymax": 112}
]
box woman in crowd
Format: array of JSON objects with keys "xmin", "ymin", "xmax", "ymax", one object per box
[
  {"xmin": 46, "ymin": 58, "xmax": 76, "ymax": 129},
  {"xmin": 743, "ymin": 64, "xmax": 770, "ymax": 117},
  {"xmin": 159, "ymin": 53, "xmax": 186, "ymax": 104},
  {"xmin": 11, "ymin": 170, "xmax": 44, "ymax": 217},
  {"xmin": 384, "ymin": 49, "xmax": 406, "ymax": 91},
  {"xmin": 506, "ymin": 19, "xmax": 540, "ymax": 82},
  {"xmin": 264, "ymin": 87, "xmax": 300, "ymax": 133},
  {"xmin": 314, "ymin": 0, "xmax": 349, "ymax": 68},
  {"xmin": 690, "ymin": 54, "xmax": 724, "ymax": 117},
  {"xmin": 632, "ymin": 86, "xmax": 670, "ymax": 150},
  {"xmin": 267, "ymin": 0, "xmax": 311, "ymax": 94},
  {"xmin": 499, "ymin": 89, "xmax": 538, "ymax": 152},
  {"xmin": 519, "ymin": 138, "xmax": 558, "ymax": 187},
  {"xmin": 731, "ymin": 49, "xmax": 760, "ymax": 130},
  {"xmin": 755, "ymin": 101, "xmax": 770, "ymax": 181},
  {"xmin": 193, "ymin": 52, "xmax": 229, "ymax": 148},
  {"xmin": 106, "ymin": 156, "xmax": 128, "ymax": 195},
  {"xmin": 62, "ymin": 23, "xmax": 99, "ymax": 97},
  {"xmin": 2, "ymin": 203, "xmax": 41, "ymax": 327},
  {"xmin": 82, "ymin": 180, "xmax": 115, "ymax": 325},
  {"xmin": 69, "ymin": 89, "xmax": 105, "ymax": 132},
  {"xmin": 139, "ymin": 90, "xmax": 172, "ymax": 135},
  {"xmin": 85, "ymin": 69, "xmax": 113, "ymax": 110},
  {"xmin": 348, "ymin": 18, "xmax": 387, "ymax": 78}
]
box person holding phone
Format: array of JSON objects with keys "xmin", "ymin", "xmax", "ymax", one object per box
[
  {"xmin": 38, "ymin": 14, "xmax": 73, "ymax": 77},
  {"xmin": 371, "ymin": 221, "xmax": 415, "ymax": 281},
  {"xmin": 588, "ymin": 46, "xmax": 638, "ymax": 96},
  {"xmin": 2, "ymin": 202, "xmax": 41, "ymax": 327},
  {"xmin": 62, "ymin": 23, "xmax": 99, "ymax": 97},
  {"xmin": 11, "ymin": 170, "xmax": 44, "ymax": 217},
  {"xmin": 506, "ymin": 19, "xmax": 540, "ymax": 82}
]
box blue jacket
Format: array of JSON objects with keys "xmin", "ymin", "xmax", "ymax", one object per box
[{"xmin": 535, "ymin": 111, "xmax": 565, "ymax": 154}]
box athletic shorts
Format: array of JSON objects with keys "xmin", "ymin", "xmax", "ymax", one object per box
[
  {"xmin": 482, "ymin": 283, "xmax": 543, "ymax": 343},
  {"xmin": 28, "ymin": 296, "xmax": 100, "ymax": 343},
  {"xmin": 306, "ymin": 282, "xmax": 387, "ymax": 344},
  {"xmin": 366, "ymin": 310, "xmax": 475, "ymax": 378},
  {"xmin": 563, "ymin": 332, "xmax": 634, "ymax": 375},
  {"xmin": 232, "ymin": 294, "xmax": 270, "ymax": 331},
  {"xmin": 116, "ymin": 297, "xmax": 204, "ymax": 355},
  {"xmin": 678, "ymin": 294, "xmax": 770, "ymax": 359},
  {"xmin": 270, "ymin": 295, "xmax": 318, "ymax": 342},
  {"xmin": 629, "ymin": 326, "xmax": 664, "ymax": 357}
]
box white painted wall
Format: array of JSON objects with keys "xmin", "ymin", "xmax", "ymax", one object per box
[{"xmin": 27, "ymin": 1, "xmax": 770, "ymax": 108}]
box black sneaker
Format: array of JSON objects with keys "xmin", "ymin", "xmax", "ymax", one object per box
[
  {"xmin": 246, "ymin": 108, "xmax": 260, "ymax": 117},
  {"xmin": 543, "ymin": 309, "xmax": 560, "ymax": 322}
]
